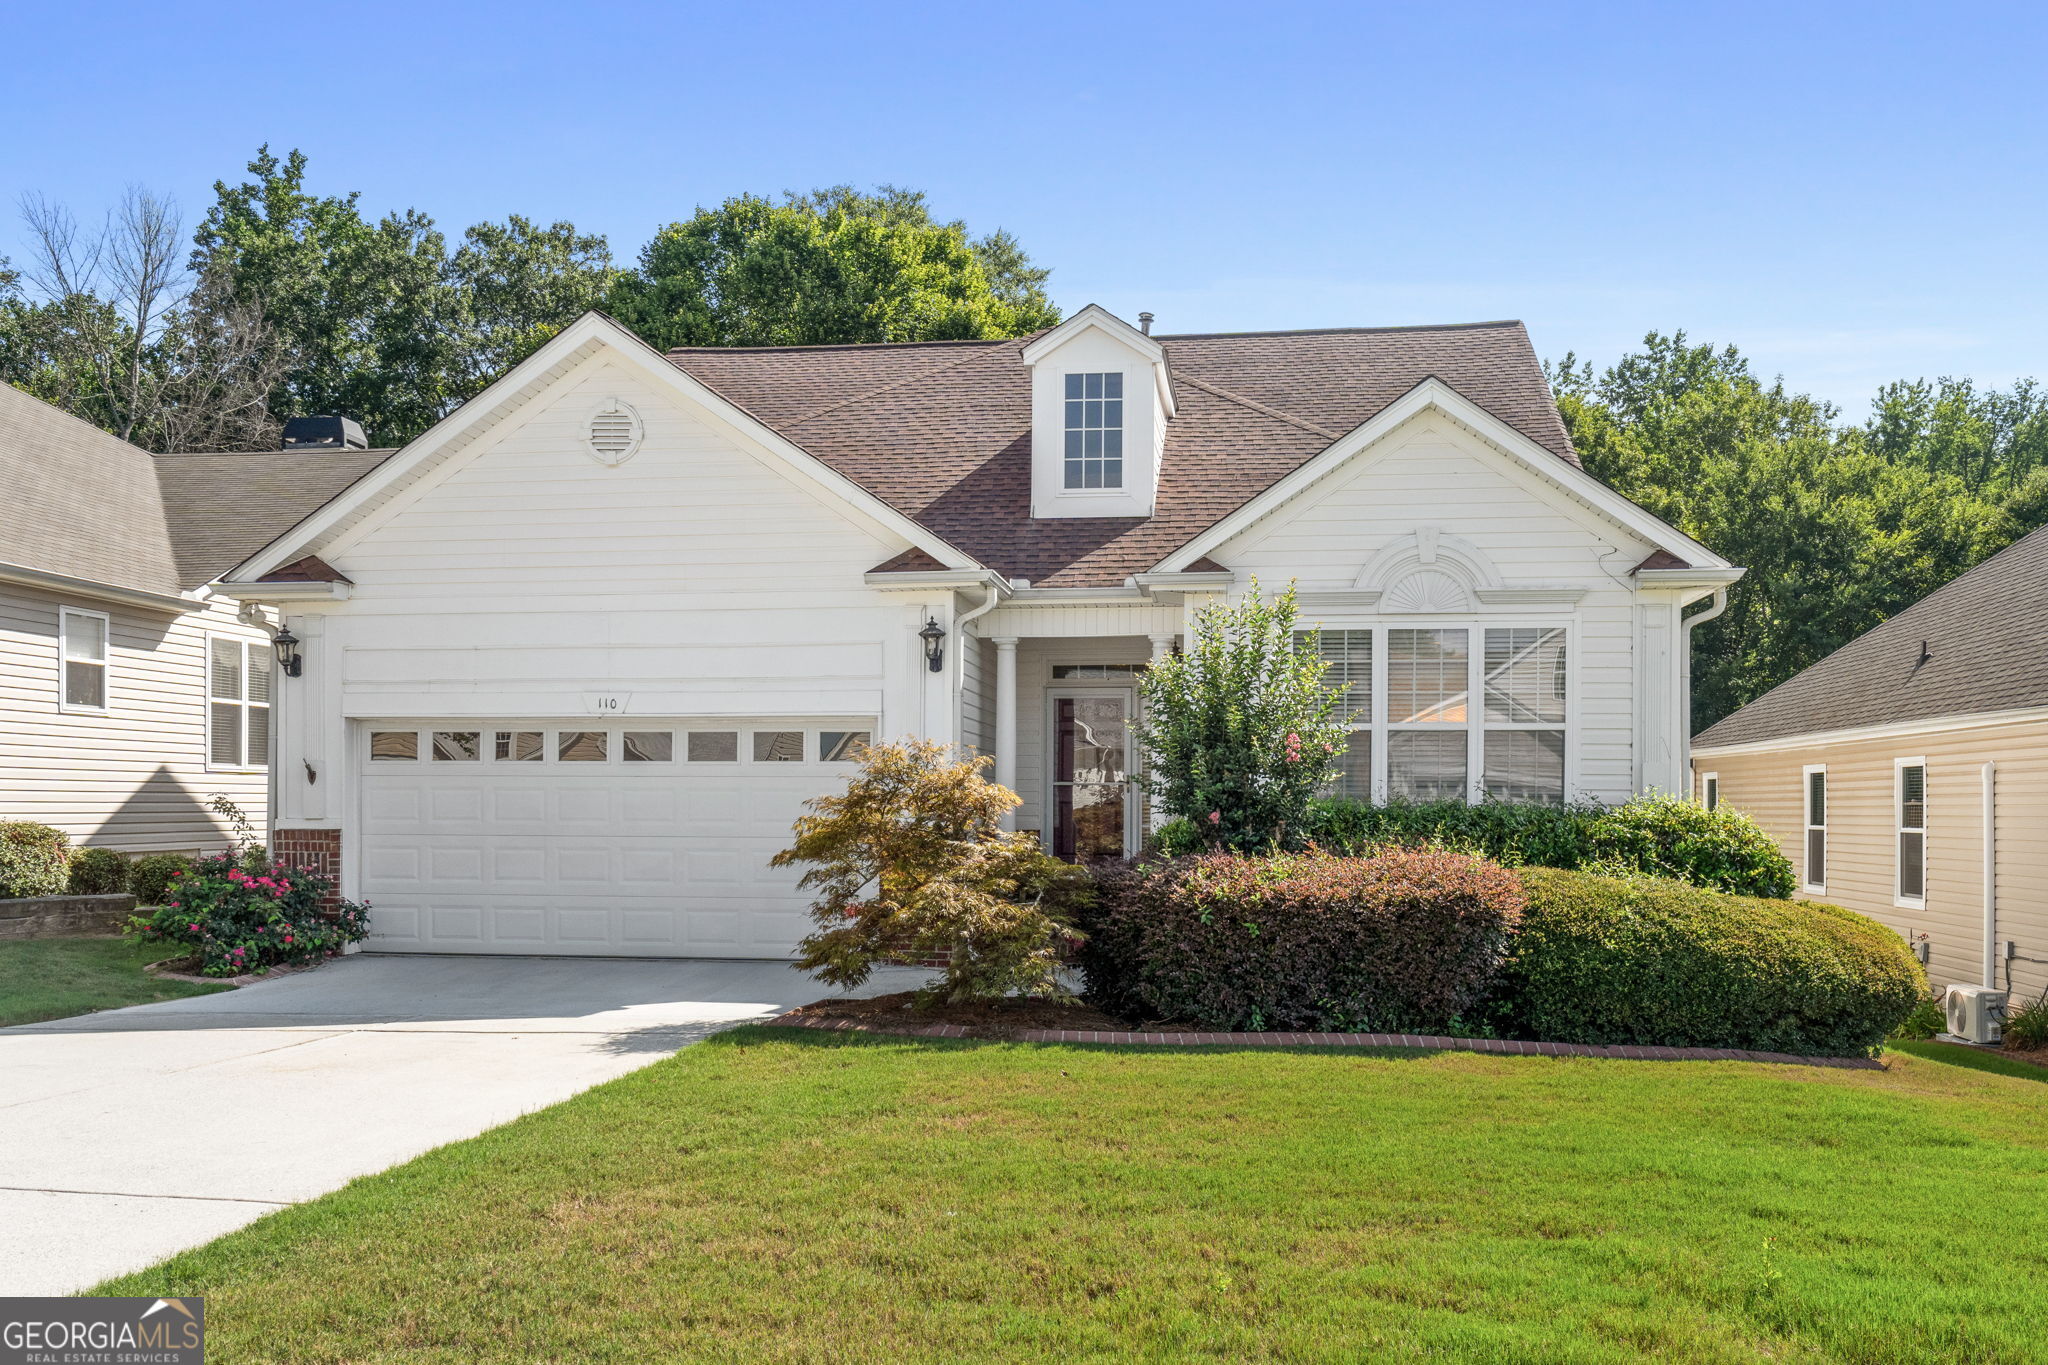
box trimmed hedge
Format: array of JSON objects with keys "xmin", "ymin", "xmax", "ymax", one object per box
[
  {"xmin": 1298, "ymin": 794, "xmax": 1795, "ymax": 899},
  {"xmin": 131, "ymin": 853, "xmax": 195, "ymax": 907},
  {"xmin": 1498, "ymin": 868, "xmax": 1925, "ymax": 1056},
  {"xmin": 0, "ymin": 821, "xmax": 71, "ymax": 899},
  {"xmin": 67, "ymin": 846, "xmax": 131, "ymax": 896},
  {"xmin": 1082, "ymin": 850, "xmax": 1525, "ymax": 1032}
]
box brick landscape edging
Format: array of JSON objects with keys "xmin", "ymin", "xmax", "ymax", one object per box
[{"xmin": 765, "ymin": 1012, "xmax": 1885, "ymax": 1069}]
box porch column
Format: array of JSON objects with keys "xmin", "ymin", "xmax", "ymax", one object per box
[
  {"xmin": 993, "ymin": 637, "xmax": 1019, "ymax": 827},
  {"xmin": 1149, "ymin": 634, "xmax": 1176, "ymax": 664}
]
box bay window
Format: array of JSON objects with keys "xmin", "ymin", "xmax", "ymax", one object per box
[{"xmin": 1306, "ymin": 623, "xmax": 1569, "ymax": 805}]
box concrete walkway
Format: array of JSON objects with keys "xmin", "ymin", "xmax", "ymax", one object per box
[{"xmin": 0, "ymin": 953, "xmax": 927, "ymax": 1296}]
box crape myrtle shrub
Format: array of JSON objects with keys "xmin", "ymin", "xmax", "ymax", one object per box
[
  {"xmin": 1082, "ymin": 849, "xmax": 1525, "ymax": 1033},
  {"xmin": 1287, "ymin": 793, "xmax": 1796, "ymax": 899},
  {"xmin": 130, "ymin": 850, "xmax": 368, "ymax": 976},
  {"xmin": 1498, "ymin": 868, "xmax": 1925, "ymax": 1056}
]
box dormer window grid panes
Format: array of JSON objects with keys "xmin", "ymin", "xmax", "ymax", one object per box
[{"xmin": 1064, "ymin": 372, "xmax": 1124, "ymax": 489}]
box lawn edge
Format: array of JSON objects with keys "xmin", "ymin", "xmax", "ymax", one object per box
[{"xmin": 760, "ymin": 1012, "xmax": 1886, "ymax": 1068}]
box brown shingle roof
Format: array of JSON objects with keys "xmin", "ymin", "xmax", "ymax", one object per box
[
  {"xmin": 1, "ymin": 382, "xmax": 400, "ymax": 597},
  {"xmin": 154, "ymin": 447, "xmax": 398, "ymax": 586},
  {"xmin": 1694, "ymin": 524, "xmax": 2048, "ymax": 749},
  {"xmin": 256, "ymin": 554, "xmax": 352, "ymax": 584},
  {"xmin": 669, "ymin": 321, "xmax": 1575, "ymax": 587}
]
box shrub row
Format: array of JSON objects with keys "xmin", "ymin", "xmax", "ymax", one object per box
[
  {"xmin": 0, "ymin": 821, "xmax": 210, "ymax": 904},
  {"xmin": 1497, "ymin": 868, "xmax": 1924, "ymax": 1056},
  {"xmin": 1083, "ymin": 854, "xmax": 1924, "ymax": 1055},
  {"xmin": 1264, "ymin": 792, "xmax": 1795, "ymax": 899},
  {"xmin": 1082, "ymin": 849, "xmax": 1525, "ymax": 1033}
]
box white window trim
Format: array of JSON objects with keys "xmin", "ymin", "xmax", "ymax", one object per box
[
  {"xmin": 1309, "ymin": 620, "xmax": 1574, "ymax": 805},
  {"xmin": 1894, "ymin": 756, "xmax": 1928, "ymax": 910},
  {"xmin": 57, "ymin": 606, "xmax": 111, "ymax": 714},
  {"xmin": 361, "ymin": 722, "xmax": 877, "ymax": 768},
  {"xmin": 1700, "ymin": 771, "xmax": 1720, "ymax": 810},
  {"xmin": 1060, "ymin": 370, "xmax": 1127, "ymax": 493},
  {"xmin": 1801, "ymin": 763, "xmax": 1828, "ymax": 894},
  {"xmin": 205, "ymin": 634, "xmax": 270, "ymax": 773}
]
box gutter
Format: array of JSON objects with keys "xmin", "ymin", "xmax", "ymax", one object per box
[{"xmin": 0, "ymin": 560, "xmax": 202, "ymax": 614}]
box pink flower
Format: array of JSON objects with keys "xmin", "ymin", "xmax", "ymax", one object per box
[
  {"xmin": 188, "ymin": 923, "xmax": 200, "ymax": 933},
  {"xmin": 1208, "ymin": 811, "xmax": 1221, "ymax": 824},
  {"xmin": 1286, "ymin": 733, "xmax": 1300, "ymax": 744},
  {"xmin": 282, "ymin": 934, "xmax": 293, "ymax": 944}
]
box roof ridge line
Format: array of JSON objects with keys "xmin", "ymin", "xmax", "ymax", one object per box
[
  {"xmin": 1172, "ymin": 372, "xmax": 1343, "ymax": 441},
  {"xmin": 1159, "ymin": 320, "xmax": 1525, "ymax": 340},
  {"xmin": 780, "ymin": 337, "xmax": 1027, "ymax": 430}
]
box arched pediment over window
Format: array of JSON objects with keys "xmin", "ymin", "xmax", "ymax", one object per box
[{"xmin": 1352, "ymin": 528, "xmax": 1499, "ymax": 613}]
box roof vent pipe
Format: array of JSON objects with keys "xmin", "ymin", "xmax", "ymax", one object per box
[{"xmin": 1138, "ymin": 312, "xmax": 1154, "ymax": 335}]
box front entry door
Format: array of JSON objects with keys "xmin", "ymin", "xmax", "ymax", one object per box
[{"xmin": 1051, "ymin": 692, "xmax": 1133, "ymax": 860}]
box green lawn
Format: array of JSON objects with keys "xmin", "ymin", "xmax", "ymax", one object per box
[
  {"xmin": 0, "ymin": 935, "xmax": 230, "ymax": 1028},
  {"xmin": 100, "ymin": 1032, "xmax": 2048, "ymax": 1364}
]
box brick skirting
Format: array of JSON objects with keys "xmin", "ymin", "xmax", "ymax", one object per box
[
  {"xmin": 273, "ymin": 828, "xmax": 343, "ymax": 914},
  {"xmin": 764, "ymin": 1012, "xmax": 1885, "ymax": 1069}
]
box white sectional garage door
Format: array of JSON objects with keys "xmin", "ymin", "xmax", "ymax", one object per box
[{"xmin": 356, "ymin": 720, "xmax": 869, "ymax": 958}]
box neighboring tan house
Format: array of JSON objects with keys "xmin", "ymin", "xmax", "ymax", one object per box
[
  {"xmin": 210, "ymin": 307, "xmax": 1741, "ymax": 959},
  {"xmin": 0, "ymin": 384, "xmax": 392, "ymax": 855},
  {"xmin": 1693, "ymin": 525, "xmax": 2048, "ymax": 1002}
]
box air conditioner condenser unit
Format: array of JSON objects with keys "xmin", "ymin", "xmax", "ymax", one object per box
[{"xmin": 1942, "ymin": 985, "xmax": 2007, "ymax": 1045}]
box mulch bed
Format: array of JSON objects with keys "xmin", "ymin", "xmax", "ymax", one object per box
[
  {"xmin": 144, "ymin": 954, "xmax": 327, "ymax": 987},
  {"xmin": 777, "ymin": 991, "xmax": 1132, "ymax": 1040},
  {"xmin": 768, "ymin": 993, "xmax": 1883, "ymax": 1068}
]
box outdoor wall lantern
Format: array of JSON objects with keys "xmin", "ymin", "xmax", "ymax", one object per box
[
  {"xmin": 273, "ymin": 624, "xmax": 304, "ymax": 678},
  {"xmin": 919, "ymin": 616, "xmax": 947, "ymax": 673}
]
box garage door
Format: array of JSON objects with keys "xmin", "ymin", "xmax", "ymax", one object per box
[{"xmin": 356, "ymin": 720, "xmax": 870, "ymax": 958}]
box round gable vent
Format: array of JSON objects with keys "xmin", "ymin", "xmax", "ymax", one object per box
[{"xmin": 585, "ymin": 398, "xmax": 643, "ymax": 465}]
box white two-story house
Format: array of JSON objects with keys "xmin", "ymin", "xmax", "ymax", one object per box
[{"xmin": 217, "ymin": 307, "xmax": 1739, "ymax": 958}]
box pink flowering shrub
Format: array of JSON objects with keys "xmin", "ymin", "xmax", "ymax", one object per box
[{"xmin": 127, "ymin": 850, "xmax": 368, "ymax": 976}]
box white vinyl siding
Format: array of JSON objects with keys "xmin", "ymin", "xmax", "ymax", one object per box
[
  {"xmin": 207, "ymin": 635, "xmax": 271, "ymax": 771},
  {"xmin": 1896, "ymin": 758, "xmax": 1927, "ymax": 907},
  {"xmin": 0, "ymin": 587, "xmax": 268, "ymax": 852},
  {"xmin": 1803, "ymin": 765, "xmax": 1828, "ymax": 893},
  {"xmin": 58, "ymin": 607, "xmax": 110, "ymax": 712}
]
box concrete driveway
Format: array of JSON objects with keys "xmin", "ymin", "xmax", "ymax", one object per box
[{"xmin": 0, "ymin": 953, "xmax": 927, "ymax": 1296}]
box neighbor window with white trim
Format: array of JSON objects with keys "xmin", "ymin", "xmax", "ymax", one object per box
[
  {"xmin": 1700, "ymin": 772, "xmax": 1720, "ymax": 810},
  {"xmin": 1896, "ymin": 759, "xmax": 1927, "ymax": 905},
  {"xmin": 1802, "ymin": 765, "xmax": 1827, "ymax": 891},
  {"xmin": 1063, "ymin": 372, "xmax": 1124, "ymax": 489},
  {"xmin": 1304, "ymin": 624, "xmax": 1568, "ymax": 805},
  {"xmin": 208, "ymin": 637, "xmax": 271, "ymax": 768},
  {"xmin": 59, "ymin": 608, "xmax": 109, "ymax": 710}
]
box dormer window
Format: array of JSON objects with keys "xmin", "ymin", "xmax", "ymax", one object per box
[{"xmin": 1063, "ymin": 372, "xmax": 1124, "ymax": 489}]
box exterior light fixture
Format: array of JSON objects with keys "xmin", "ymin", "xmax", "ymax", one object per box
[
  {"xmin": 273, "ymin": 624, "xmax": 304, "ymax": 678},
  {"xmin": 919, "ymin": 617, "xmax": 947, "ymax": 673}
]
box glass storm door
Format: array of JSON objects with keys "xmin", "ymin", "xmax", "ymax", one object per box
[{"xmin": 1052, "ymin": 693, "xmax": 1132, "ymax": 861}]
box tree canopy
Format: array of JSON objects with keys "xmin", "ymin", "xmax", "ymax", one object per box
[
  {"xmin": 604, "ymin": 185, "xmax": 1059, "ymax": 351},
  {"xmin": 1553, "ymin": 334, "xmax": 2048, "ymax": 729}
]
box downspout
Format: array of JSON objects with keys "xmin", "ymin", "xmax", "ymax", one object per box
[
  {"xmin": 953, "ymin": 576, "xmax": 1004, "ymax": 747},
  {"xmin": 1983, "ymin": 760, "xmax": 1998, "ymax": 988},
  {"xmin": 1679, "ymin": 588, "xmax": 1728, "ymax": 794}
]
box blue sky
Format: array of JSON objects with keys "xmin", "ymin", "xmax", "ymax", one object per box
[{"xmin": 5, "ymin": 0, "xmax": 2041, "ymax": 413}]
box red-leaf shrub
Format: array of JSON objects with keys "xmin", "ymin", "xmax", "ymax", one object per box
[{"xmin": 1082, "ymin": 850, "xmax": 1526, "ymax": 1032}]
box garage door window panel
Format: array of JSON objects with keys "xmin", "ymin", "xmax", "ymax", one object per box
[
  {"xmin": 624, "ymin": 731, "xmax": 674, "ymax": 762},
  {"xmin": 433, "ymin": 731, "xmax": 481, "ymax": 761},
  {"xmin": 688, "ymin": 731, "xmax": 739, "ymax": 762},
  {"xmin": 559, "ymin": 731, "xmax": 608, "ymax": 762},
  {"xmin": 370, "ymin": 731, "xmax": 419, "ymax": 760},
  {"xmin": 821, "ymin": 730, "xmax": 870, "ymax": 761},
  {"xmin": 753, "ymin": 731, "xmax": 804, "ymax": 762},
  {"xmin": 495, "ymin": 731, "xmax": 543, "ymax": 761}
]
